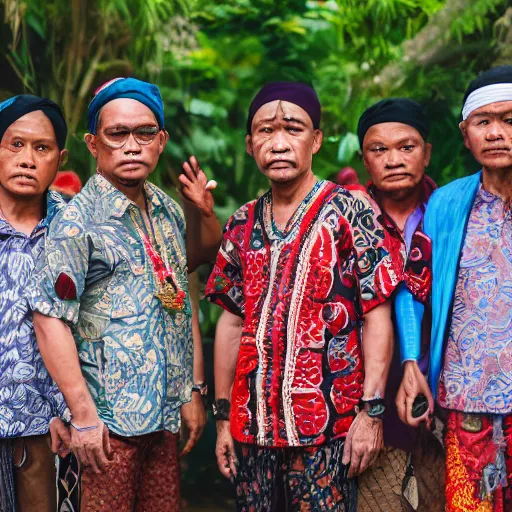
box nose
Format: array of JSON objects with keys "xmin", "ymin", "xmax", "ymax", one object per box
[
  {"xmin": 270, "ymin": 130, "xmax": 291, "ymax": 154},
  {"xmin": 385, "ymin": 148, "xmax": 403, "ymax": 168},
  {"xmin": 123, "ymin": 133, "xmax": 142, "ymax": 154},
  {"xmin": 485, "ymin": 120, "xmax": 505, "ymax": 142},
  {"xmin": 18, "ymin": 147, "xmax": 36, "ymax": 170}
]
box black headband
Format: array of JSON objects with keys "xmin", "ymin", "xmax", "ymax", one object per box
[
  {"xmin": 0, "ymin": 95, "xmax": 67, "ymax": 149},
  {"xmin": 247, "ymin": 81, "xmax": 321, "ymax": 134},
  {"xmin": 357, "ymin": 98, "xmax": 429, "ymax": 148}
]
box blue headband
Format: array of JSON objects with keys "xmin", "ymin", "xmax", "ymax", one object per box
[{"xmin": 87, "ymin": 77, "xmax": 165, "ymax": 134}]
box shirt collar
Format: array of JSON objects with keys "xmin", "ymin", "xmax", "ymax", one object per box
[{"xmin": 93, "ymin": 173, "xmax": 163, "ymax": 218}]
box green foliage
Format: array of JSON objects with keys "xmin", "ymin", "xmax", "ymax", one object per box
[{"xmin": 1, "ymin": 0, "xmax": 510, "ymax": 335}]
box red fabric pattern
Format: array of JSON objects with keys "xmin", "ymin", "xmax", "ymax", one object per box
[
  {"xmin": 206, "ymin": 182, "xmax": 400, "ymax": 447},
  {"xmin": 54, "ymin": 272, "xmax": 77, "ymax": 300}
]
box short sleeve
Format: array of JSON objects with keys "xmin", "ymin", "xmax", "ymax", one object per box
[
  {"xmin": 29, "ymin": 209, "xmax": 90, "ymax": 324},
  {"xmin": 346, "ymin": 190, "xmax": 402, "ymax": 314},
  {"xmin": 205, "ymin": 214, "xmax": 245, "ymax": 317},
  {"xmin": 403, "ymin": 230, "xmax": 432, "ymax": 304}
]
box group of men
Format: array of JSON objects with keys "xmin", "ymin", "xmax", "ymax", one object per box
[{"xmin": 0, "ymin": 64, "xmax": 510, "ymax": 512}]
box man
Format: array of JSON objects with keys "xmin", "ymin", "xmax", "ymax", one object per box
[
  {"xmin": 29, "ymin": 77, "xmax": 222, "ymax": 511},
  {"xmin": 396, "ymin": 65, "xmax": 512, "ymax": 511},
  {"xmin": 356, "ymin": 98, "xmax": 444, "ymax": 511},
  {"xmin": 206, "ymin": 81, "xmax": 400, "ymax": 511},
  {"xmin": 0, "ymin": 95, "xmax": 71, "ymax": 511}
]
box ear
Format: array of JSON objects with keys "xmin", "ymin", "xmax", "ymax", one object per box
[
  {"xmin": 459, "ymin": 121, "xmax": 471, "ymax": 150},
  {"xmin": 312, "ymin": 129, "xmax": 323, "ymax": 155},
  {"xmin": 84, "ymin": 133, "xmax": 98, "ymax": 158},
  {"xmin": 58, "ymin": 149, "xmax": 69, "ymax": 169},
  {"xmin": 423, "ymin": 142, "xmax": 432, "ymax": 168},
  {"xmin": 159, "ymin": 130, "xmax": 169, "ymax": 155},
  {"xmin": 245, "ymin": 134, "xmax": 254, "ymax": 157}
]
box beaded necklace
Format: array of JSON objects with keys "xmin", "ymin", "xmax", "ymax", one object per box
[{"xmin": 129, "ymin": 198, "xmax": 186, "ymax": 312}]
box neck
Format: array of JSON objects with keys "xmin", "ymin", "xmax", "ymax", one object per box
[
  {"xmin": 0, "ymin": 187, "xmax": 45, "ymax": 235},
  {"xmin": 481, "ymin": 166, "xmax": 512, "ymax": 201},
  {"xmin": 270, "ymin": 170, "xmax": 317, "ymax": 207},
  {"xmin": 100, "ymin": 172, "xmax": 146, "ymax": 209},
  {"xmin": 375, "ymin": 184, "xmax": 423, "ymax": 231}
]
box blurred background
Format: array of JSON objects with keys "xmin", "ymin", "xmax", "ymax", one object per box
[{"xmin": 1, "ymin": 0, "xmax": 511, "ymax": 509}]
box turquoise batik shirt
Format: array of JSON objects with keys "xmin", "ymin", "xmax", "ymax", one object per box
[{"xmin": 30, "ymin": 174, "xmax": 193, "ymax": 437}]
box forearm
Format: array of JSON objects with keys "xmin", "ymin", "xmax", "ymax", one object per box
[
  {"xmin": 214, "ymin": 310, "xmax": 242, "ymax": 400},
  {"xmin": 394, "ymin": 283, "xmax": 424, "ymax": 363},
  {"xmin": 33, "ymin": 312, "xmax": 98, "ymax": 424},
  {"xmin": 362, "ymin": 301, "xmax": 393, "ymax": 399},
  {"xmin": 189, "ymin": 272, "xmax": 205, "ymax": 383},
  {"xmin": 183, "ymin": 200, "xmax": 222, "ymax": 271}
]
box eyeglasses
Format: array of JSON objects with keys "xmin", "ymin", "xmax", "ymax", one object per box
[{"xmin": 99, "ymin": 125, "xmax": 161, "ymax": 149}]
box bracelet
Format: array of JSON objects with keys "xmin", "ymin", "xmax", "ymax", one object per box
[
  {"xmin": 357, "ymin": 398, "xmax": 386, "ymax": 420},
  {"xmin": 212, "ymin": 399, "xmax": 231, "ymax": 421},
  {"xmin": 70, "ymin": 422, "xmax": 99, "ymax": 433},
  {"xmin": 192, "ymin": 381, "xmax": 208, "ymax": 396}
]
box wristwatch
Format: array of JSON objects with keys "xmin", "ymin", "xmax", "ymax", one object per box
[
  {"xmin": 356, "ymin": 397, "xmax": 386, "ymax": 420},
  {"xmin": 212, "ymin": 398, "xmax": 231, "ymax": 421},
  {"xmin": 192, "ymin": 381, "xmax": 208, "ymax": 396}
]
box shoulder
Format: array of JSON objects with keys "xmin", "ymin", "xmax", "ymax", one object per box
[
  {"xmin": 225, "ymin": 198, "xmax": 259, "ymax": 232},
  {"xmin": 428, "ymin": 172, "xmax": 481, "ymax": 209}
]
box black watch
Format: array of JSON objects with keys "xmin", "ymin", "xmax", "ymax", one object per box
[
  {"xmin": 356, "ymin": 397, "xmax": 385, "ymax": 420},
  {"xmin": 212, "ymin": 398, "xmax": 231, "ymax": 421},
  {"xmin": 192, "ymin": 381, "xmax": 208, "ymax": 396}
]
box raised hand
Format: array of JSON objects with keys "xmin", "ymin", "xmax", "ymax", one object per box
[{"xmin": 179, "ymin": 156, "xmax": 217, "ymax": 217}]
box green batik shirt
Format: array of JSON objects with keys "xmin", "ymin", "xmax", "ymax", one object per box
[{"xmin": 30, "ymin": 173, "xmax": 193, "ymax": 436}]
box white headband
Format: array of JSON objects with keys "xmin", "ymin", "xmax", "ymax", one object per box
[{"xmin": 462, "ymin": 83, "xmax": 512, "ymax": 120}]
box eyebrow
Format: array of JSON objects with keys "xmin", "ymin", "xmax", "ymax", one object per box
[
  {"xmin": 8, "ymin": 134, "xmax": 56, "ymax": 144},
  {"xmin": 282, "ymin": 116, "xmax": 307, "ymax": 126},
  {"xmin": 471, "ymin": 110, "xmax": 512, "ymax": 117}
]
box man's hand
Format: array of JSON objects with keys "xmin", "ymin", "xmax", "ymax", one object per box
[
  {"xmin": 342, "ymin": 412, "xmax": 383, "ymax": 478},
  {"xmin": 70, "ymin": 419, "xmax": 112, "ymax": 474},
  {"xmin": 215, "ymin": 420, "xmax": 237, "ymax": 481},
  {"xmin": 396, "ymin": 361, "xmax": 434, "ymax": 428},
  {"xmin": 179, "ymin": 156, "xmax": 217, "ymax": 217},
  {"xmin": 49, "ymin": 417, "xmax": 72, "ymax": 458},
  {"xmin": 180, "ymin": 392, "xmax": 206, "ymax": 456}
]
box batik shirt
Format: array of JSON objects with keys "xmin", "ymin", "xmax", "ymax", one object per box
[
  {"xmin": 439, "ymin": 185, "xmax": 512, "ymax": 414},
  {"xmin": 30, "ymin": 174, "xmax": 192, "ymax": 437},
  {"xmin": 0, "ymin": 191, "xmax": 67, "ymax": 438},
  {"xmin": 206, "ymin": 181, "xmax": 400, "ymax": 448}
]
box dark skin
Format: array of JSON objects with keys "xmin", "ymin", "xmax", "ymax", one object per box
[{"xmin": 398, "ymin": 100, "xmax": 512, "ymax": 428}]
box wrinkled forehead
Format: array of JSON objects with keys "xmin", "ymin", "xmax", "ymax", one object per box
[
  {"xmin": 98, "ymin": 98, "xmax": 158, "ymax": 127},
  {"xmin": 3, "ymin": 110, "xmax": 56, "ymax": 141},
  {"xmin": 251, "ymin": 100, "xmax": 313, "ymax": 128}
]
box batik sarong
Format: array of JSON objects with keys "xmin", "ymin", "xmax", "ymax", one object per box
[{"xmin": 445, "ymin": 412, "xmax": 512, "ymax": 511}]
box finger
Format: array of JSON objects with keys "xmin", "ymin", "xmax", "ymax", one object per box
[
  {"xmin": 75, "ymin": 447, "xmax": 90, "ymax": 470},
  {"xmin": 103, "ymin": 426, "xmax": 113, "ymax": 459},
  {"xmin": 189, "ymin": 156, "xmax": 200, "ymax": 174},
  {"xmin": 180, "ymin": 429, "xmax": 199, "ymax": 457},
  {"xmin": 182, "ymin": 161, "xmax": 196, "ymax": 182},
  {"xmin": 216, "ymin": 449, "xmax": 232, "ymax": 479},
  {"xmin": 178, "ymin": 174, "xmax": 193, "ymax": 188},
  {"xmin": 59, "ymin": 425, "xmax": 72, "ymax": 446},
  {"xmin": 58, "ymin": 445, "xmax": 71, "ymax": 458},
  {"xmin": 348, "ymin": 448, "xmax": 361, "ymax": 479},
  {"xmin": 396, "ymin": 389, "xmax": 407, "ymax": 423},
  {"xmin": 342, "ymin": 429, "xmax": 353, "ymax": 466},
  {"xmin": 358, "ymin": 450, "xmax": 372, "ymax": 476},
  {"xmin": 50, "ymin": 430, "xmax": 59, "ymax": 454},
  {"xmin": 228, "ymin": 444, "xmax": 238, "ymax": 478},
  {"xmin": 205, "ymin": 180, "xmax": 218, "ymax": 191},
  {"xmin": 91, "ymin": 445, "xmax": 110, "ymax": 474}
]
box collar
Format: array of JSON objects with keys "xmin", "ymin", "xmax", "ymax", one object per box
[
  {"xmin": 93, "ymin": 173, "xmax": 163, "ymax": 218},
  {"xmin": 366, "ymin": 175, "xmax": 436, "ymax": 236}
]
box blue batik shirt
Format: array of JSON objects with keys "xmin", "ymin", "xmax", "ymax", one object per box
[
  {"xmin": 30, "ymin": 174, "xmax": 193, "ymax": 437},
  {"xmin": 0, "ymin": 191, "xmax": 67, "ymax": 438}
]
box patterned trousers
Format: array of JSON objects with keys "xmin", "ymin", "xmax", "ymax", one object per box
[
  {"xmin": 234, "ymin": 438, "xmax": 356, "ymax": 512},
  {"xmin": 445, "ymin": 412, "xmax": 512, "ymax": 512},
  {"xmin": 80, "ymin": 431, "xmax": 180, "ymax": 512}
]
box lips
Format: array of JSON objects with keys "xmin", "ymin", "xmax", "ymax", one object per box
[
  {"xmin": 267, "ymin": 160, "xmax": 295, "ymax": 169},
  {"xmin": 483, "ymin": 147, "xmax": 510, "ymax": 154},
  {"xmin": 12, "ymin": 173, "xmax": 37, "ymax": 181}
]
